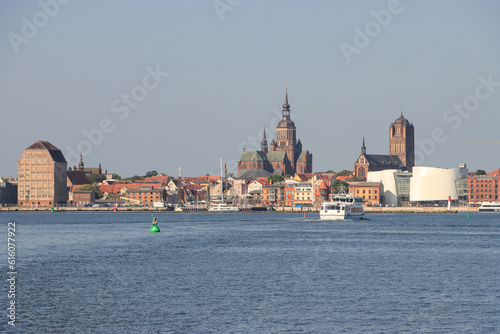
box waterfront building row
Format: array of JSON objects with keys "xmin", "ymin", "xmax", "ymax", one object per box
[{"xmin": 4, "ymin": 140, "xmax": 499, "ymax": 208}]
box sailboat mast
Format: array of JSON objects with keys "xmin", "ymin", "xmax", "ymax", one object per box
[{"xmin": 220, "ymin": 158, "xmax": 224, "ymax": 204}]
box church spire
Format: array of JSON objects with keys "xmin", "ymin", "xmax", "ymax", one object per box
[
  {"xmin": 261, "ymin": 127, "xmax": 268, "ymax": 153},
  {"xmin": 282, "ymin": 87, "xmax": 290, "ymax": 119},
  {"xmin": 361, "ymin": 136, "xmax": 366, "ymax": 154},
  {"xmin": 78, "ymin": 152, "xmax": 84, "ymax": 170}
]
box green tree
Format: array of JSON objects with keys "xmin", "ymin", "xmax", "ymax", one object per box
[
  {"xmin": 331, "ymin": 180, "xmax": 349, "ymax": 194},
  {"xmin": 124, "ymin": 175, "xmax": 143, "ymax": 182},
  {"xmin": 475, "ymin": 169, "xmax": 487, "ymax": 175},
  {"xmin": 112, "ymin": 173, "xmax": 121, "ymax": 180},
  {"xmin": 76, "ymin": 184, "xmax": 102, "ymax": 199},
  {"xmin": 87, "ymin": 174, "xmax": 106, "ymax": 184},
  {"xmin": 145, "ymin": 170, "xmax": 159, "ymax": 178},
  {"xmin": 93, "ymin": 187, "xmax": 103, "ymax": 199},
  {"xmin": 268, "ymin": 175, "xmax": 284, "ymax": 184},
  {"xmin": 335, "ymin": 170, "xmax": 352, "ymax": 177}
]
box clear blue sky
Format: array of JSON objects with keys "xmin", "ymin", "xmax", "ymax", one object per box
[{"xmin": 1, "ymin": 0, "xmax": 499, "ymax": 178}]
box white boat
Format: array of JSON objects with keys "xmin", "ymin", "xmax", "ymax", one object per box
[
  {"xmin": 208, "ymin": 203, "xmax": 240, "ymax": 212},
  {"xmin": 478, "ymin": 202, "xmax": 500, "ymax": 212},
  {"xmin": 208, "ymin": 158, "xmax": 240, "ymax": 213},
  {"xmin": 320, "ymin": 190, "xmax": 364, "ymax": 220}
]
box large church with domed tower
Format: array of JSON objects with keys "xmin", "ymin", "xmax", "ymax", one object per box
[{"xmin": 237, "ymin": 91, "xmax": 313, "ymax": 179}]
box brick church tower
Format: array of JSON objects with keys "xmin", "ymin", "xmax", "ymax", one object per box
[
  {"xmin": 389, "ymin": 109, "xmax": 415, "ymax": 170},
  {"xmin": 237, "ymin": 89, "xmax": 312, "ymax": 178},
  {"xmin": 275, "ymin": 90, "xmax": 298, "ymax": 170}
]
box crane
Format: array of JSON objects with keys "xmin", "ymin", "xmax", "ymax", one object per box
[{"xmin": 467, "ymin": 140, "xmax": 500, "ymax": 144}]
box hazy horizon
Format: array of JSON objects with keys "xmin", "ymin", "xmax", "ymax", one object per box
[{"xmin": 1, "ymin": 1, "xmax": 499, "ymax": 178}]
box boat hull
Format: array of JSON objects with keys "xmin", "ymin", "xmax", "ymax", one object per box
[
  {"xmin": 478, "ymin": 202, "xmax": 500, "ymax": 212},
  {"xmin": 208, "ymin": 208, "xmax": 240, "ymax": 212},
  {"xmin": 208, "ymin": 205, "xmax": 240, "ymax": 212},
  {"xmin": 319, "ymin": 211, "xmax": 364, "ymax": 220},
  {"xmin": 478, "ymin": 208, "xmax": 500, "ymax": 212}
]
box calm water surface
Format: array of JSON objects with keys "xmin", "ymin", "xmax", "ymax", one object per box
[{"xmin": 1, "ymin": 212, "xmax": 499, "ymax": 333}]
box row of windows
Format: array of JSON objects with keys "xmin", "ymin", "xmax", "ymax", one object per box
[
  {"xmin": 74, "ymin": 195, "xmax": 90, "ymax": 200},
  {"xmin": 361, "ymin": 195, "xmax": 378, "ymax": 200},
  {"xmin": 19, "ymin": 194, "xmax": 54, "ymax": 199},
  {"xmin": 470, "ymin": 184, "xmax": 498, "ymax": 188},
  {"xmin": 470, "ymin": 195, "xmax": 498, "ymax": 199},
  {"xmin": 470, "ymin": 180, "xmax": 498, "ymax": 187},
  {"xmin": 470, "ymin": 190, "xmax": 498, "ymax": 193},
  {"xmin": 356, "ymin": 189, "xmax": 378, "ymax": 194}
]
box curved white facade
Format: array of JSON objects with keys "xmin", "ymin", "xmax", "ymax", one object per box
[
  {"xmin": 409, "ymin": 167, "xmax": 463, "ymax": 201},
  {"xmin": 367, "ymin": 170, "xmax": 401, "ymax": 207}
]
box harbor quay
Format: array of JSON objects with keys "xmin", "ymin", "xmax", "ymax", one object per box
[{"xmin": 0, "ymin": 206, "xmax": 479, "ymax": 213}]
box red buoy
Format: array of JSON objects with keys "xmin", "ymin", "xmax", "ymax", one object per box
[{"xmin": 304, "ymin": 211, "xmax": 307, "ymax": 218}]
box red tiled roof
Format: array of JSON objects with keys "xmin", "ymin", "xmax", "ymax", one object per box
[{"xmin": 488, "ymin": 168, "xmax": 500, "ymax": 176}]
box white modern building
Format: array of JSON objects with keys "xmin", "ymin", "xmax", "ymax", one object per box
[
  {"xmin": 367, "ymin": 165, "xmax": 469, "ymax": 206},
  {"xmin": 367, "ymin": 169, "xmax": 401, "ymax": 206},
  {"xmin": 409, "ymin": 166, "xmax": 468, "ymax": 202}
]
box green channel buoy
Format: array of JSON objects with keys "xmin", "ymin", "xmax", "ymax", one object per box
[
  {"xmin": 150, "ymin": 215, "xmax": 160, "ymax": 233},
  {"xmin": 468, "ymin": 212, "xmax": 471, "ymax": 219},
  {"xmin": 51, "ymin": 207, "xmax": 54, "ymax": 213}
]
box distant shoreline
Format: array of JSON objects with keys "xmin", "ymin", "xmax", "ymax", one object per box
[{"xmin": 0, "ymin": 206, "xmax": 479, "ymax": 213}]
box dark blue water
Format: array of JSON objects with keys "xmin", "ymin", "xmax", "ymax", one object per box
[{"xmin": 1, "ymin": 212, "xmax": 500, "ymax": 333}]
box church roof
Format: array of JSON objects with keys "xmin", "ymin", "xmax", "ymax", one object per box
[
  {"xmin": 277, "ymin": 90, "xmax": 296, "ymax": 129},
  {"xmin": 67, "ymin": 171, "xmax": 89, "ymax": 185},
  {"xmin": 239, "ymin": 151, "xmax": 268, "ymax": 162},
  {"xmin": 394, "ymin": 112, "xmax": 411, "ymax": 125},
  {"xmin": 25, "ymin": 140, "xmax": 67, "ymax": 163},
  {"xmin": 277, "ymin": 118, "xmax": 296, "ymax": 128},
  {"xmin": 266, "ymin": 151, "xmax": 287, "ymax": 162},
  {"xmin": 364, "ymin": 154, "xmax": 405, "ymax": 168},
  {"xmin": 238, "ymin": 169, "xmax": 273, "ymax": 180},
  {"xmin": 297, "ymin": 151, "xmax": 310, "ymax": 162},
  {"xmin": 82, "ymin": 167, "xmax": 102, "ymax": 175}
]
